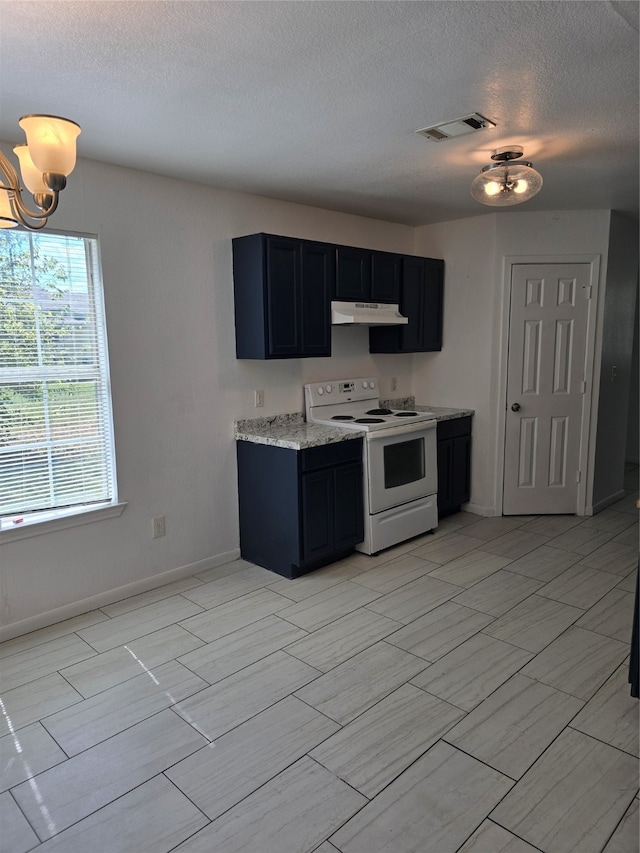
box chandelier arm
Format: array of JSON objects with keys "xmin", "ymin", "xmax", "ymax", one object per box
[
  {"xmin": 0, "ymin": 151, "xmax": 20, "ymax": 190},
  {"xmin": 10, "ymin": 187, "xmax": 60, "ymax": 222}
]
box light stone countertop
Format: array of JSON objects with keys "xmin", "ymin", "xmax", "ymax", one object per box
[
  {"xmin": 234, "ymin": 413, "xmax": 366, "ymax": 450},
  {"xmin": 235, "ymin": 404, "xmax": 474, "ymax": 450}
]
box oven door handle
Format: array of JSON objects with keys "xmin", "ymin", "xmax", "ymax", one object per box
[{"xmin": 366, "ymin": 419, "xmax": 437, "ymax": 441}]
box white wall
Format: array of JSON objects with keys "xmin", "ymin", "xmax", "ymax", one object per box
[
  {"xmin": 592, "ymin": 212, "xmax": 639, "ymax": 508},
  {"xmin": 0, "ymin": 154, "xmax": 416, "ymax": 638},
  {"xmin": 413, "ymin": 210, "xmax": 619, "ymax": 516}
]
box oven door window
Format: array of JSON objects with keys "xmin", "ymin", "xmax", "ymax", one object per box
[{"xmin": 384, "ymin": 438, "xmax": 425, "ymax": 489}]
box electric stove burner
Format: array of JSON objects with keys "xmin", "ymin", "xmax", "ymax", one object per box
[
  {"xmin": 366, "ymin": 408, "xmax": 392, "ymax": 416},
  {"xmin": 355, "ymin": 417, "xmax": 385, "ymax": 424},
  {"xmin": 331, "ymin": 415, "xmax": 356, "ymax": 421},
  {"xmin": 394, "ymin": 411, "xmax": 418, "ymax": 417}
]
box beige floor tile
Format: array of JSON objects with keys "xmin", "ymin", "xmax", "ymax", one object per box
[
  {"xmin": 426, "ymin": 550, "xmax": 513, "ymax": 588},
  {"xmin": 275, "ymin": 581, "xmax": 382, "ymax": 631},
  {"xmin": 0, "ymin": 673, "xmax": 82, "ymax": 734},
  {"xmin": 445, "ymin": 674, "xmax": 583, "ymax": 779},
  {"xmin": 60, "ymin": 624, "xmax": 205, "ymax": 697},
  {"xmin": 603, "ymin": 799, "xmax": 639, "ymax": 853},
  {"xmin": 101, "ymin": 576, "xmax": 205, "ymax": 617},
  {"xmin": 34, "ymin": 774, "xmax": 209, "ymax": 853},
  {"xmin": 458, "ymin": 820, "xmax": 541, "ymax": 852},
  {"xmin": 411, "ymin": 633, "xmax": 533, "ymax": 711},
  {"xmin": 386, "ymin": 602, "xmax": 494, "ymax": 661},
  {"xmin": 520, "ymin": 626, "xmax": 629, "ymax": 700},
  {"xmin": 537, "ymin": 564, "xmax": 619, "ymax": 609},
  {"xmin": 42, "ymin": 660, "xmax": 208, "ymax": 755},
  {"xmin": 612, "ymin": 523, "xmax": 640, "ymax": 547},
  {"xmin": 544, "ymin": 525, "xmax": 614, "ymax": 556},
  {"xmin": 354, "ymin": 553, "xmax": 437, "ymax": 593},
  {"xmin": 491, "ymin": 728, "xmax": 638, "ymax": 853},
  {"xmin": 192, "ymin": 558, "xmax": 256, "ymax": 583},
  {"xmin": 175, "ymin": 756, "xmax": 366, "ymax": 853},
  {"xmin": 410, "ymin": 532, "xmax": 485, "ymax": 564},
  {"xmin": 310, "ymin": 684, "xmax": 464, "ymax": 797},
  {"xmin": 331, "ymin": 741, "xmax": 512, "ymax": 853},
  {"xmin": 505, "ymin": 545, "xmax": 582, "ymax": 581},
  {"xmin": 11, "ymin": 709, "xmax": 207, "ymax": 841},
  {"xmin": 579, "ymin": 508, "xmax": 637, "ymax": 534},
  {"xmin": 616, "ymin": 568, "xmax": 638, "ymax": 593},
  {"xmin": 285, "ymin": 608, "xmax": 400, "ymax": 672},
  {"xmin": 0, "ymin": 610, "xmax": 107, "ymax": 661},
  {"xmin": 295, "ymin": 641, "xmax": 426, "ymax": 724},
  {"xmin": 578, "ymin": 541, "xmax": 638, "ymax": 575},
  {"xmin": 78, "ymin": 595, "xmax": 205, "ymax": 652},
  {"xmin": 267, "ymin": 559, "xmax": 363, "ymax": 601},
  {"xmin": 0, "ymin": 722, "xmax": 67, "ymax": 792},
  {"xmin": 365, "ymin": 574, "xmax": 462, "ymax": 624},
  {"xmin": 519, "ymin": 515, "xmax": 584, "ymax": 538},
  {"xmin": 570, "ymin": 664, "xmax": 639, "ymax": 756},
  {"xmin": 0, "ymin": 633, "xmax": 97, "ymax": 692},
  {"xmin": 181, "ymin": 564, "xmax": 274, "ymax": 609},
  {"xmin": 173, "ymin": 651, "xmax": 319, "ymax": 739},
  {"xmin": 575, "ymin": 587, "xmax": 635, "ymax": 642},
  {"xmin": 450, "ymin": 516, "xmax": 527, "ymax": 542},
  {"xmin": 452, "ymin": 570, "xmax": 543, "ymax": 617},
  {"xmin": 483, "ymin": 594, "xmax": 583, "ymax": 652},
  {"xmin": 0, "ymin": 790, "xmax": 40, "ymax": 853},
  {"xmin": 178, "ymin": 588, "xmax": 292, "ymax": 642},
  {"xmin": 482, "ymin": 529, "xmax": 550, "ymax": 560},
  {"xmin": 167, "ymin": 696, "xmax": 339, "ymax": 819},
  {"xmin": 178, "ymin": 614, "xmax": 307, "ymax": 683}
]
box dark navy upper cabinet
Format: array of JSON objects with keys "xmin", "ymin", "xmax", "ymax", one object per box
[
  {"xmin": 369, "ymin": 256, "xmax": 444, "ymax": 353},
  {"xmin": 335, "ymin": 247, "xmax": 400, "ymax": 303},
  {"xmin": 233, "ymin": 233, "xmax": 333, "ymax": 359}
]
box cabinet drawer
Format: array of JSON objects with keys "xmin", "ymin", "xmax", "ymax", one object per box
[
  {"xmin": 301, "ymin": 438, "xmax": 363, "ymax": 473},
  {"xmin": 437, "ymin": 416, "xmax": 471, "ymax": 441}
]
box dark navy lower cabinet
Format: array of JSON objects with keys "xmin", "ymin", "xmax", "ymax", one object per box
[
  {"xmin": 437, "ymin": 417, "xmax": 471, "ymax": 516},
  {"xmin": 237, "ymin": 438, "xmax": 364, "ymax": 578}
]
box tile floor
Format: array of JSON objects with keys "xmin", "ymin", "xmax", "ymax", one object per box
[{"xmin": 1, "ymin": 479, "xmax": 638, "ymax": 853}]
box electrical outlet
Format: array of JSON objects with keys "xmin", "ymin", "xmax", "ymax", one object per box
[
  {"xmin": 391, "ymin": 377, "xmax": 397, "ymax": 392},
  {"xmin": 254, "ymin": 389, "xmax": 264, "ymax": 407},
  {"xmin": 152, "ymin": 516, "xmax": 165, "ymax": 538}
]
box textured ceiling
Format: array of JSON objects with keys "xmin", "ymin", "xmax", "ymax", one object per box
[{"xmin": 0, "ymin": 0, "xmax": 638, "ymax": 225}]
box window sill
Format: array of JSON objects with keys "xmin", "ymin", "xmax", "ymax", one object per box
[{"xmin": 0, "ymin": 502, "xmax": 127, "ymax": 544}]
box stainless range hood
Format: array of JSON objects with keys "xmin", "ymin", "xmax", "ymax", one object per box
[{"xmin": 331, "ymin": 301, "xmax": 408, "ymax": 326}]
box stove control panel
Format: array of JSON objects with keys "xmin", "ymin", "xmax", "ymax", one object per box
[{"xmin": 304, "ymin": 377, "xmax": 379, "ymax": 409}]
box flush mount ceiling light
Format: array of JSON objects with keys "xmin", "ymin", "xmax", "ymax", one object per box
[
  {"xmin": 470, "ymin": 146, "xmax": 543, "ymax": 207},
  {"xmin": 0, "ymin": 114, "xmax": 81, "ymax": 230}
]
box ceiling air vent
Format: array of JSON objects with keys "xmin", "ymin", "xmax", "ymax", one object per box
[{"xmin": 415, "ymin": 113, "xmax": 496, "ymax": 142}]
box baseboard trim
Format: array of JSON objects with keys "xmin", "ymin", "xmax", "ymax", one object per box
[
  {"xmin": 0, "ymin": 548, "xmax": 241, "ymax": 642},
  {"xmin": 463, "ymin": 502, "xmax": 497, "ymax": 517},
  {"xmin": 588, "ymin": 490, "xmax": 627, "ymax": 516}
]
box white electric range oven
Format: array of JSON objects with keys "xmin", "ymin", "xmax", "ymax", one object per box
[{"xmin": 304, "ymin": 377, "xmax": 438, "ymax": 554}]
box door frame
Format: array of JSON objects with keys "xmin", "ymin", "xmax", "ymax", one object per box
[{"xmin": 493, "ymin": 254, "xmax": 602, "ymax": 517}]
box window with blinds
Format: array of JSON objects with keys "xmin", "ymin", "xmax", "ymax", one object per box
[{"xmin": 0, "ymin": 230, "xmax": 116, "ymax": 525}]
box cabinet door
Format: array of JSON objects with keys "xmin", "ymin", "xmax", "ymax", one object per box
[
  {"xmin": 437, "ymin": 437, "xmax": 453, "ymax": 512},
  {"xmin": 301, "ymin": 469, "xmax": 334, "ymax": 563},
  {"xmin": 335, "ymin": 247, "xmax": 371, "ymax": 300},
  {"xmin": 371, "ymin": 252, "xmax": 401, "ymax": 303},
  {"xmin": 451, "ymin": 434, "xmax": 471, "ymax": 506},
  {"xmin": 399, "ymin": 256, "xmax": 425, "ymax": 351},
  {"xmin": 265, "ymin": 238, "xmax": 301, "ymax": 357},
  {"xmin": 421, "ymin": 259, "xmax": 444, "ymax": 351},
  {"xmin": 333, "ymin": 462, "xmax": 364, "ymax": 549},
  {"xmin": 301, "ymin": 242, "xmax": 332, "ymax": 356}
]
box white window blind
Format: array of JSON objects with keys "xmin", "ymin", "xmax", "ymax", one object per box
[{"xmin": 0, "ymin": 230, "xmax": 116, "ymax": 521}]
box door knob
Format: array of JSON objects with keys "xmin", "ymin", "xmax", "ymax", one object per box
[{"xmin": 511, "ymin": 403, "xmax": 521, "ymax": 412}]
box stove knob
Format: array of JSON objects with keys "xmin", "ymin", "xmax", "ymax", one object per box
[
  {"xmin": 370, "ymin": 380, "xmax": 376, "ymax": 389},
  {"xmin": 325, "ymin": 384, "xmax": 333, "ymax": 393},
  {"xmin": 317, "ymin": 387, "xmax": 324, "ymax": 395},
  {"xmin": 362, "ymin": 380, "xmax": 369, "ymax": 389}
]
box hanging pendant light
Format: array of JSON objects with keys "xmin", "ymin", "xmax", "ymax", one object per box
[
  {"xmin": 0, "ymin": 114, "xmax": 81, "ymax": 230},
  {"xmin": 470, "ymin": 146, "xmax": 542, "ymax": 207}
]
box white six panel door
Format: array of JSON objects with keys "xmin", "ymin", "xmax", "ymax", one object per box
[{"xmin": 503, "ymin": 263, "xmax": 591, "ymax": 514}]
